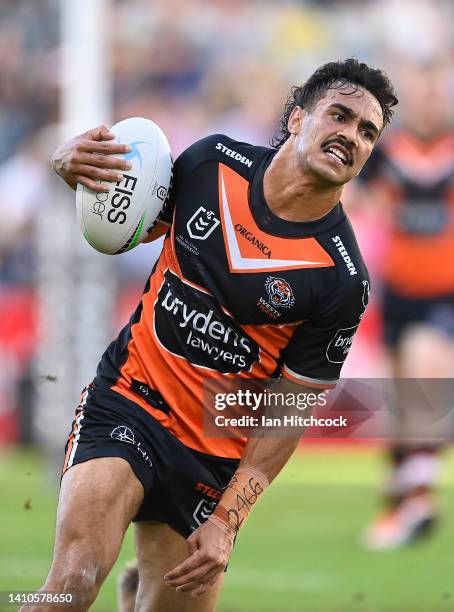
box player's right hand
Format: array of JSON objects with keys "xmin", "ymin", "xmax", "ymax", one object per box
[
  {"xmin": 51, "ymin": 124, "xmax": 133, "ymax": 192},
  {"xmin": 164, "ymin": 515, "xmax": 235, "ymax": 597}
]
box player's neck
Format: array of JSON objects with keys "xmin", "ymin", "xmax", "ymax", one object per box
[{"xmin": 263, "ymin": 146, "xmax": 343, "ymax": 222}]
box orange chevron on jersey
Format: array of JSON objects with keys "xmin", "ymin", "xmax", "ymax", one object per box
[{"xmin": 219, "ymin": 164, "xmax": 334, "ymax": 273}]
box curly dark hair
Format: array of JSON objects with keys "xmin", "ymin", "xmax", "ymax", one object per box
[{"xmin": 271, "ymin": 58, "xmax": 398, "ymax": 149}]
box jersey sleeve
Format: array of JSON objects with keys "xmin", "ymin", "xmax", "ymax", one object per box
[
  {"xmin": 281, "ymin": 278, "xmax": 370, "ymax": 389},
  {"xmin": 158, "ymin": 134, "xmax": 227, "ymax": 225}
]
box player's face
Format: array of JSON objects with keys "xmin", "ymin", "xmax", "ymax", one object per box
[{"xmin": 289, "ymin": 85, "xmax": 383, "ymax": 186}]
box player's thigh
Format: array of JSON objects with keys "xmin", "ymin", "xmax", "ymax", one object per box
[
  {"xmin": 134, "ymin": 521, "xmax": 224, "ymax": 612},
  {"xmin": 50, "ymin": 457, "xmax": 144, "ymax": 580},
  {"xmin": 391, "ymin": 324, "xmax": 454, "ymax": 439},
  {"xmin": 397, "ymin": 323, "xmax": 454, "ymax": 377}
]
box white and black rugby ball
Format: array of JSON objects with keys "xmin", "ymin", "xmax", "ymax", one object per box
[{"xmin": 76, "ymin": 117, "xmax": 172, "ymax": 254}]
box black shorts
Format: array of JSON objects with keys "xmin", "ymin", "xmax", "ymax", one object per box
[
  {"xmin": 62, "ymin": 384, "xmax": 239, "ymax": 539},
  {"xmin": 382, "ymin": 286, "xmax": 454, "ymax": 349}
]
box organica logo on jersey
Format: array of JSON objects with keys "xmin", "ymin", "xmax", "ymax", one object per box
[
  {"xmin": 234, "ymin": 223, "xmax": 272, "ymax": 258},
  {"xmin": 154, "ymin": 271, "xmax": 259, "ymax": 373}
]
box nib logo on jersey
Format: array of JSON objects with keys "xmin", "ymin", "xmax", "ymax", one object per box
[
  {"xmin": 326, "ymin": 328, "xmax": 356, "ymax": 363},
  {"xmin": 326, "ymin": 280, "xmax": 370, "ymax": 364},
  {"xmin": 155, "ymin": 270, "xmax": 259, "ymax": 373}
]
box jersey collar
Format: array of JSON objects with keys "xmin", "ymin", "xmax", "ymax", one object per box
[{"xmin": 249, "ymin": 148, "xmax": 346, "ymax": 238}]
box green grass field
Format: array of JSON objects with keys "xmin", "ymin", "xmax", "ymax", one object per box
[{"xmin": 2, "ymin": 445, "xmax": 454, "ymax": 611}]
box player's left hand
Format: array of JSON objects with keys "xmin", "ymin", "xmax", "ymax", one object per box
[{"xmin": 164, "ymin": 518, "xmax": 235, "ymax": 597}]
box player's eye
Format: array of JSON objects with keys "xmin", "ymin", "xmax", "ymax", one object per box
[
  {"xmin": 361, "ymin": 129, "xmax": 373, "ymax": 141},
  {"xmin": 333, "ymin": 113, "xmax": 345, "ymax": 122}
]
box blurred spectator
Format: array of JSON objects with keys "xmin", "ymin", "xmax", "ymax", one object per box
[
  {"xmin": 0, "ymin": 1, "xmax": 58, "ymax": 162},
  {"xmin": 355, "ymin": 59, "xmax": 454, "ymax": 549}
]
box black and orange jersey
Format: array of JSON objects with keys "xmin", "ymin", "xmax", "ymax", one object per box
[
  {"xmin": 359, "ymin": 131, "xmax": 454, "ymax": 297},
  {"xmin": 95, "ymin": 135, "xmax": 369, "ymax": 458}
]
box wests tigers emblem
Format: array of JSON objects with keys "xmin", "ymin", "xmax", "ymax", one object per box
[{"xmin": 265, "ymin": 276, "xmax": 295, "ymax": 309}]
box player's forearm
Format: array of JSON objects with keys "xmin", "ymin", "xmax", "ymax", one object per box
[
  {"xmin": 141, "ymin": 220, "xmax": 170, "ymax": 243},
  {"xmin": 209, "ymin": 436, "xmax": 300, "ymax": 535},
  {"xmin": 238, "ymin": 378, "xmax": 317, "ymax": 481},
  {"xmin": 211, "ymin": 380, "xmax": 319, "ymax": 534},
  {"xmin": 239, "ymin": 434, "xmax": 301, "ymax": 483}
]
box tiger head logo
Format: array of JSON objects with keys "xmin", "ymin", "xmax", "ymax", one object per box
[{"xmin": 265, "ymin": 277, "xmax": 295, "ymax": 309}]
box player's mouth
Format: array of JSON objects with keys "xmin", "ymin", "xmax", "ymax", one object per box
[{"xmin": 322, "ymin": 142, "xmax": 352, "ymax": 167}]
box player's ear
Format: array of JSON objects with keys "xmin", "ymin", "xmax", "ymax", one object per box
[{"xmin": 288, "ymin": 106, "xmax": 305, "ymax": 135}]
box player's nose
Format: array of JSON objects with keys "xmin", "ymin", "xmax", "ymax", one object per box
[{"xmin": 336, "ymin": 124, "xmax": 358, "ymax": 148}]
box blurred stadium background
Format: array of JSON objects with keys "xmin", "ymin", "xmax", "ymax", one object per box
[{"xmin": 1, "ymin": 1, "xmax": 454, "ymax": 610}]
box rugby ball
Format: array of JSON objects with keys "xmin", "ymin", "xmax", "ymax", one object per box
[{"xmin": 76, "ymin": 117, "xmax": 172, "ymax": 254}]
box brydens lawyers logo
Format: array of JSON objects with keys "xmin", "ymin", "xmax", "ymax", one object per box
[
  {"xmin": 187, "ymin": 207, "xmax": 220, "ymax": 240},
  {"xmin": 265, "ymin": 277, "xmax": 295, "ymax": 309},
  {"xmin": 155, "ymin": 270, "xmax": 259, "ymax": 373}
]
